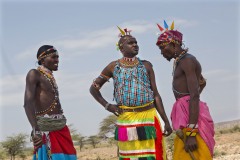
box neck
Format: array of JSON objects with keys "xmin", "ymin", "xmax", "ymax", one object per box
[
  {"xmin": 39, "ymin": 65, "xmax": 52, "ymax": 74},
  {"xmin": 122, "ymin": 56, "xmax": 136, "ymax": 62},
  {"xmin": 174, "ymin": 49, "xmax": 186, "ymax": 59}
]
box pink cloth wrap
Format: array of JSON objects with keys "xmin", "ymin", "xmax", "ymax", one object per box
[{"xmin": 171, "ymin": 95, "xmax": 215, "ymax": 156}]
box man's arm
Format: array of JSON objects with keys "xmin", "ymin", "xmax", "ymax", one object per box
[
  {"xmin": 181, "ymin": 58, "xmax": 200, "ymax": 152},
  {"xmin": 144, "ymin": 61, "xmax": 172, "ymax": 136},
  {"xmin": 23, "ymin": 69, "xmax": 42, "ymax": 148},
  {"xmin": 23, "ymin": 69, "xmax": 39, "ymax": 130},
  {"xmin": 89, "ymin": 62, "xmax": 121, "ymax": 116},
  {"xmin": 181, "ymin": 58, "xmax": 199, "ymax": 127}
]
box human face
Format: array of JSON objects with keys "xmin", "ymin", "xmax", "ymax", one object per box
[
  {"xmin": 42, "ymin": 53, "xmax": 59, "ymax": 71},
  {"xmin": 121, "ymin": 37, "xmax": 139, "ymax": 58},
  {"xmin": 158, "ymin": 43, "xmax": 175, "ymax": 61}
]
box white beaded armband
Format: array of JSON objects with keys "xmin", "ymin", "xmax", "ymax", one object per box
[{"xmin": 187, "ymin": 123, "xmax": 198, "ymax": 129}]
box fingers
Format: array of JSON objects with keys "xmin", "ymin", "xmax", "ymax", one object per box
[
  {"xmin": 118, "ymin": 108, "xmax": 123, "ymax": 114},
  {"xmin": 188, "ymin": 144, "xmax": 197, "ymax": 152},
  {"xmin": 34, "ymin": 139, "xmax": 42, "ymax": 148},
  {"xmin": 111, "ymin": 106, "xmax": 122, "ymax": 116},
  {"xmin": 184, "ymin": 141, "xmax": 198, "ymax": 152},
  {"xmin": 163, "ymin": 126, "xmax": 173, "ymax": 137},
  {"xmin": 113, "ymin": 108, "xmax": 123, "ymax": 116},
  {"xmin": 185, "ymin": 146, "xmax": 197, "ymax": 152},
  {"xmin": 32, "ymin": 135, "xmax": 42, "ymax": 148}
]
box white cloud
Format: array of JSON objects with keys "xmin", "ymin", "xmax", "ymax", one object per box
[
  {"xmin": 15, "ymin": 18, "xmax": 198, "ymax": 63},
  {"xmin": 15, "ymin": 20, "xmax": 163, "ymax": 61}
]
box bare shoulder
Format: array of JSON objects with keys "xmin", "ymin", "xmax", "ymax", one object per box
[
  {"xmin": 106, "ymin": 60, "xmax": 118, "ymax": 71},
  {"xmin": 102, "ymin": 60, "xmax": 118, "ymax": 77},
  {"xmin": 27, "ymin": 69, "xmax": 40, "ymax": 76},
  {"xmin": 108, "ymin": 60, "xmax": 118, "ymax": 68},
  {"xmin": 141, "ymin": 60, "xmax": 153, "ymax": 68},
  {"xmin": 179, "ymin": 53, "xmax": 202, "ymax": 75},
  {"xmin": 181, "ymin": 54, "xmax": 198, "ymax": 66},
  {"xmin": 26, "ymin": 69, "xmax": 41, "ymax": 82}
]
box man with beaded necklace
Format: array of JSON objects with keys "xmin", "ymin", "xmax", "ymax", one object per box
[
  {"xmin": 23, "ymin": 45, "xmax": 77, "ymax": 160},
  {"xmin": 90, "ymin": 27, "xmax": 172, "ymax": 160},
  {"xmin": 156, "ymin": 21, "xmax": 215, "ymax": 160}
]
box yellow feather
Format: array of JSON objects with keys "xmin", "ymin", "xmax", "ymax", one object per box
[
  {"xmin": 117, "ymin": 26, "xmax": 125, "ymax": 36},
  {"xmin": 170, "ymin": 21, "xmax": 174, "ymax": 30}
]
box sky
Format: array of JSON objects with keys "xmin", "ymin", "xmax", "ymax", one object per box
[{"xmin": 0, "ymin": 0, "xmax": 239, "ymax": 141}]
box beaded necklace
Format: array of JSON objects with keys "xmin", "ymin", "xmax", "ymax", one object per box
[
  {"xmin": 119, "ymin": 56, "xmax": 139, "ymax": 68},
  {"xmin": 36, "ymin": 65, "xmax": 63, "ymax": 115},
  {"xmin": 172, "ymin": 50, "xmax": 187, "ymax": 76}
]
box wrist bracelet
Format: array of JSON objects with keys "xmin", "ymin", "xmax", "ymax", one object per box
[
  {"xmin": 104, "ymin": 103, "xmax": 111, "ymax": 110},
  {"xmin": 186, "ymin": 128, "xmax": 199, "ymax": 133},
  {"xmin": 35, "ymin": 130, "xmax": 42, "ymax": 135},
  {"xmin": 187, "ymin": 123, "xmax": 198, "ymax": 129},
  {"xmin": 186, "ymin": 131, "xmax": 197, "ymax": 137},
  {"xmin": 32, "ymin": 128, "xmax": 42, "ymax": 136}
]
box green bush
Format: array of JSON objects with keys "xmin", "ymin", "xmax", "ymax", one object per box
[
  {"xmin": 219, "ymin": 125, "xmax": 240, "ymax": 134},
  {"xmin": 232, "ymin": 125, "xmax": 240, "ymax": 132},
  {"xmin": 213, "ymin": 149, "xmax": 220, "ymax": 157}
]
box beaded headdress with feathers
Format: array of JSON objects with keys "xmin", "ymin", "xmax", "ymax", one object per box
[
  {"xmin": 116, "ymin": 26, "xmax": 132, "ymax": 50},
  {"xmin": 156, "ymin": 20, "xmax": 183, "ymax": 46}
]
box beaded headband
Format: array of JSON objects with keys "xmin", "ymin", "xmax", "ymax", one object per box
[
  {"xmin": 37, "ymin": 47, "xmax": 58, "ymax": 62},
  {"xmin": 116, "ymin": 26, "xmax": 133, "ymax": 50},
  {"xmin": 156, "ymin": 20, "xmax": 183, "ymax": 46}
]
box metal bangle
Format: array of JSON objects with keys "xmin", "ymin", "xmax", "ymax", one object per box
[{"xmin": 104, "ymin": 103, "xmax": 111, "ymax": 110}]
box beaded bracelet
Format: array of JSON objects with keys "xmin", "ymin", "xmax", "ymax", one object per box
[
  {"xmin": 186, "ymin": 123, "xmax": 199, "ymax": 137},
  {"xmin": 187, "ymin": 123, "xmax": 198, "ymax": 129},
  {"xmin": 100, "ymin": 73, "xmax": 110, "ymax": 81},
  {"xmin": 186, "ymin": 131, "xmax": 197, "ymax": 137}
]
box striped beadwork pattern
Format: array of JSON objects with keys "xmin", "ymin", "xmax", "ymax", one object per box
[
  {"xmin": 113, "ymin": 58, "xmax": 154, "ymax": 106},
  {"xmin": 115, "ymin": 105, "xmax": 166, "ymax": 160},
  {"xmin": 119, "ymin": 156, "xmax": 156, "ymax": 160},
  {"xmin": 115, "ymin": 124, "xmax": 156, "ymax": 141}
]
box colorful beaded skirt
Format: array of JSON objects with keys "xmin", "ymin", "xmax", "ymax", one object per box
[{"xmin": 115, "ymin": 104, "xmax": 167, "ymax": 160}]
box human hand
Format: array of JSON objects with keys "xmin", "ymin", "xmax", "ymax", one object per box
[
  {"xmin": 107, "ymin": 104, "xmax": 122, "ymax": 116},
  {"xmin": 32, "ymin": 134, "xmax": 42, "ymax": 149},
  {"xmin": 185, "ymin": 136, "xmax": 198, "ymax": 152},
  {"xmin": 163, "ymin": 122, "xmax": 172, "ymax": 136}
]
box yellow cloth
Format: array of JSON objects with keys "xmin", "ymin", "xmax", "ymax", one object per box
[{"xmin": 173, "ymin": 129, "xmax": 212, "ymax": 160}]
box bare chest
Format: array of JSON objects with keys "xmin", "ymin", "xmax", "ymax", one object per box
[
  {"xmin": 38, "ymin": 74, "xmax": 58, "ymax": 94},
  {"xmin": 172, "ymin": 64, "xmax": 185, "ymax": 83}
]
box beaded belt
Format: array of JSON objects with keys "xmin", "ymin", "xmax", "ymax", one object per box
[
  {"xmin": 122, "ymin": 103, "xmax": 155, "ymax": 112},
  {"xmin": 36, "ymin": 114, "xmax": 66, "ymax": 132}
]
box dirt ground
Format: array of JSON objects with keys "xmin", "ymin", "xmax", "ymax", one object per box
[
  {"xmin": 76, "ymin": 131, "xmax": 240, "ymax": 160},
  {"xmin": 14, "ymin": 124, "xmax": 240, "ymax": 160}
]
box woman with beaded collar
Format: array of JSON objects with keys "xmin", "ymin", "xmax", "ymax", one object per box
[
  {"xmin": 90, "ymin": 27, "xmax": 172, "ymax": 160},
  {"xmin": 23, "ymin": 45, "xmax": 77, "ymax": 160},
  {"xmin": 156, "ymin": 21, "xmax": 215, "ymax": 160}
]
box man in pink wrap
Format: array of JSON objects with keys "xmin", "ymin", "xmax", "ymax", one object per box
[{"xmin": 155, "ymin": 21, "xmax": 215, "ymax": 160}]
